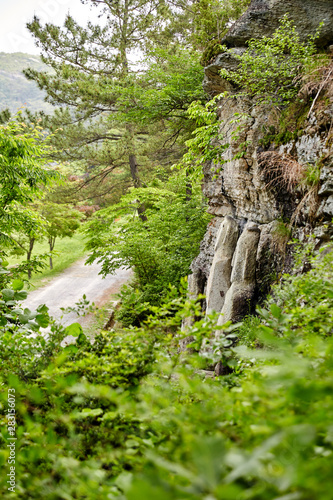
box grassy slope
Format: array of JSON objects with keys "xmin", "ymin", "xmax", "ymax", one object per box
[{"xmin": 7, "ymin": 233, "xmax": 87, "ymax": 289}]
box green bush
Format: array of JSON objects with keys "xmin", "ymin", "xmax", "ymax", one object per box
[
  {"xmin": 220, "ymin": 15, "xmax": 322, "ymax": 106},
  {"xmin": 84, "ymin": 173, "xmax": 211, "ymax": 318},
  {"xmin": 1, "ymin": 245, "xmax": 333, "ymax": 499}
]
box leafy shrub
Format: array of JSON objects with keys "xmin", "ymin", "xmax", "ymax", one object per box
[
  {"xmin": 220, "ymin": 15, "xmax": 322, "ymax": 106},
  {"xmin": 0, "ymin": 261, "xmax": 66, "ymax": 381},
  {"xmin": 114, "ymin": 285, "xmax": 151, "ymax": 327},
  {"xmin": 1, "ymin": 242, "xmax": 333, "ymax": 499},
  {"xmin": 84, "ymin": 173, "xmax": 211, "ymax": 317}
]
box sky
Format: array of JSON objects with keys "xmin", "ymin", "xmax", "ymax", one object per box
[{"xmin": 0, "ymin": 0, "xmax": 98, "ymax": 55}]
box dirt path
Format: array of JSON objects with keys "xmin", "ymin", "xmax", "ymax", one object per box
[{"xmin": 22, "ymin": 258, "xmax": 132, "ymax": 330}]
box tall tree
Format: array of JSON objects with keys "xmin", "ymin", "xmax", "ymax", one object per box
[
  {"xmin": 36, "ymin": 202, "xmax": 81, "ymax": 269},
  {"xmin": 0, "ymin": 119, "xmax": 59, "ymax": 250},
  {"xmin": 24, "ymin": 0, "xmax": 169, "ymax": 195},
  {"xmin": 23, "ymin": 0, "xmax": 250, "ymax": 205}
]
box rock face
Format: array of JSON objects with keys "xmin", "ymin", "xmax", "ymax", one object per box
[
  {"xmin": 222, "ymin": 0, "xmax": 333, "ymax": 49},
  {"xmin": 217, "ymin": 223, "xmax": 260, "ymax": 328},
  {"xmin": 206, "ymin": 216, "xmax": 239, "ymax": 314},
  {"xmin": 204, "ymin": 0, "xmax": 333, "ymax": 94},
  {"xmin": 186, "ymin": 0, "xmax": 333, "ymax": 352}
]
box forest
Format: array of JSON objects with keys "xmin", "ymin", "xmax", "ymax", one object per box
[{"xmin": 1, "ymin": 0, "xmax": 333, "ymax": 498}]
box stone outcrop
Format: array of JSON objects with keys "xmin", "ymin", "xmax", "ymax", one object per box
[
  {"xmin": 222, "ymin": 0, "xmax": 333, "ymax": 49},
  {"xmin": 204, "ymin": 0, "xmax": 333, "ymax": 95},
  {"xmin": 205, "ymin": 216, "xmax": 239, "ymax": 314},
  {"xmin": 183, "ymin": 0, "xmax": 333, "ymax": 357},
  {"xmin": 216, "ymin": 223, "xmax": 260, "ymax": 328}
]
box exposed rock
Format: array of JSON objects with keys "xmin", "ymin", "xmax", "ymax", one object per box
[
  {"xmin": 182, "ymin": 269, "xmax": 206, "ymax": 332},
  {"xmin": 205, "ymin": 0, "xmax": 333, "ymax": 95},
  {"xmin": 230, "ymin": 224, "xmax": 261, "ymax": 282},
  {"xmin": 191, "ymin": 217, "xmax": 224, "ymax": 282},
  {"xmin": 206, "ymin": 216, "xmax": 239, "ymax": 314},
  {"xmin": 203, "ymin": 49, "xmax": 244, "ymax": 95},
  {"xmin": 202, "ymin": 100, "xmax": 285, "ymax": 224},
  {"xmin": 222, "ymin": 0, "xmax": 333, "ymax": 49},
  {"xmin": 215, "ymin": 361, "xmax": 233, "ymax": 376},
  {"xmin": 318, "ymin": 162, "xmax": 333, "ymax": 196},
  {"xmin": 319, "ymin": 195, "xmax": 333, "ymax": 217},
  {"xmin": 256, "ymin": 221, "xmax": 286, "ymax": 297},
  {"xmin": 188, "ymin": 270, "xmax": 205, "ymax": 299},
  {"xmin": 184, "ymin": 0, "xmax": 333, "ymax": 359},
  {"xmin": 217, "ymin": 281, "xmax": 256, "ymax": 326},
  {"xmin": 216, "ymin": 223, "xmax": 260, "ymax": 328},
  {"xmin": 294, "ymin": 134, "xmax": 327, "ymax": 165},
  {"xmin": 178, "ymin": 335, "xmax": 196, "ymax": 353}
]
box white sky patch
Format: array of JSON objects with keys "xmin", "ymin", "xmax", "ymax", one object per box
[{"xmin": 0, "ymin": 0, "xmax": 99, "ymax": 54}]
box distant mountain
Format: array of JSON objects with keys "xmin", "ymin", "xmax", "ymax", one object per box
[{"xmin": 0, "ymin": 52, "xmax": 54, "ymax": 114}]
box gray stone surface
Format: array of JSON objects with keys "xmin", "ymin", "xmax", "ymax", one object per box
[
  {"xmin": 217, "ymin": 281, "xmax": 256, "ymax": 327},
  {"xmin": 202, "ymin": 99, "xmax": 285, "ymax": 224},
  {"xmin": 188, "ymin": 0, "xmax": 333, "ymax": 349},
  {"xmin": 182, "ymin": 269, "xmax": 206, "ymax": 331},
  {"xmin": 319, "ymin": 195, "xmax": 333, "ymax": 217},
  {"xmin": 191, "ymin": 217, "xmax": 224, "ymax": 282},
  {"xmin": 230, "ymin": 223, "xmax": 261, "ymax": 282},
  {"xmin": 222, "ymin": 0, "xmax": 333, "ymax": 49},
  {"xmin": 319, "ymin": 163, "xmax": 333, "ymax": 196},
  {"xmin": 216, "ymin": 223, "xmax": 260, "ymax": 328},
  {"xmin": 203, "ymin": 49, "xmax": 245, "ymax": 95},
  {"xmin": 206, "ymin": 216, "xmax": 239, "ymax": 314}
]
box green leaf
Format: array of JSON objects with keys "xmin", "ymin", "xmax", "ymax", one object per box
[
  {"xmin": 63, "ymin": 345, "xmax": 78, "ymax": 355},
  {"xmin": 35, "ymin": 313, "xmax": 49, "ymax": 328},
  {"xmin": 64, "ymin": 322, "xmax": 83, "ymax": 337},
  {"xmin": 12, "ymin": 279, "xmax": 24, "ymax": 291},
  {"xmin": 2, "ymin": 289, "xmax": 15, "ymax": 301},
  {"xmin": 37, "ymin": 304, "xmax": 49, "ymax": 314},
  {"xmin": 75, "ymin": 408, "xmax": 103, "ymax": 418},
  {"xmin": 14, "ymin": 290, "xmax": 28, "ymax": 301},
  {"xmin": 270, "ymin": 303, "xmax": 282, "ymax": 319}
]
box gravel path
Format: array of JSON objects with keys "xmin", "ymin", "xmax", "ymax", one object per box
[{"xmin": 22, "ymin": 258, "xmax": 132, "ymax": 330}]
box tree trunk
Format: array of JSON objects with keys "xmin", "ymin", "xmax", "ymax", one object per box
[
  {"xmin": 129, "ymin": 153, "xmax": 147, "ymax": 222},
  {"xmin": 129, "ymin": 153, "xmax": 142, "ymax": 189},
  {"xmin": 185, "ymin": 169, "xmax": 192, "ymax": 222},
  {"xmin": 49, "ymin": 237, "xmax": 55, "ymax": 269},
  {"xmin": 26, "ymin": 237, "xmax": 35, "ymax": 279},
  {"xmin": 186, "ymin": 170, "xmax": 192, "ymax": 201},
  {"xmin": 119, "ymin": 0, "xmax": 129, "ymax": 76}
]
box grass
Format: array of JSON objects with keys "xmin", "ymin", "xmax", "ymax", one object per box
[
  {"xmin": 83, "ymin": 296, "xmax": 120, "ymax": 340},
  {"xmin": 8, "ymin": 233, "xmax": 87, "ymax": 289}
]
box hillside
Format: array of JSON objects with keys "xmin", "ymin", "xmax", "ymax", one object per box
[
  {"xmin": 1, "ymin": 1, "xmax": 333, "ymax": 499},
  {"xmin": 0, "ymin": 52, "xmax": 53, "ymax": 114}
]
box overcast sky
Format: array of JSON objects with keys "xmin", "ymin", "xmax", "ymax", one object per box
[{"xmin": 0, "ymin": 0, "xmax": 98, "ymax": 54}]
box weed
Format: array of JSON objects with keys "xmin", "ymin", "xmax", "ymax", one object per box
[{"xmin": 258, "ymin": 151, "xmax": 305, "ymax": 193}]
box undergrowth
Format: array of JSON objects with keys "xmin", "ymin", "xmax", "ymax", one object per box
[{"xmin": 1, "ymin": 244, "xmax": 333, "ymax": 499}]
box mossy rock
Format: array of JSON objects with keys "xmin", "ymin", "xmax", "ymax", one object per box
[{"xmin": 200, "ymin": 40, "xmax": 226, "ymax": 67}]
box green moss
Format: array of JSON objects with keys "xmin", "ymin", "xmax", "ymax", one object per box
[
  {"xmin": 259, "ymin": 128, "xmax": 300, "ymax": 148},
  {"xmin": 259, "ymin": 98, "xmax": 311, "ymax": 148},
  {"xmin": 200, "ymin": 40, "xmax": 227, "ymax": 67}
]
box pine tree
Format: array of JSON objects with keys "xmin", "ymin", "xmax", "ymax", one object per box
[
  {"xmin": 24, "ymin": 0, "xmax": 170, "ymax": 200},
  {"xmin": 23, "ymin": 0, "xmax": 250, "ymax": 204}
]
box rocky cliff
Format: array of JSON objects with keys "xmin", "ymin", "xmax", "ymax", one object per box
[{"xmin": 188, "ymin": 0, "xmax": 333, "ymax": 328}]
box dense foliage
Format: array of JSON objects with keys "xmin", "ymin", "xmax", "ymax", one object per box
[
  {"xmin": 1, "ymin": 243, "xmax": 333, "ymax": 499},
  {"xmin": 0, "ymin": 118, "xmax": 61, "ymax": 278},
  {"xmin": 84, "ymin": 173, "xmax": 211, "ymax": 323},
  {"xmin": 220, "ymin": 15, "xmax": 323, "ymax": 105},
  {"xmin": 19, "ymin": 0, "xmax": 251, "ymax": 205}
]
